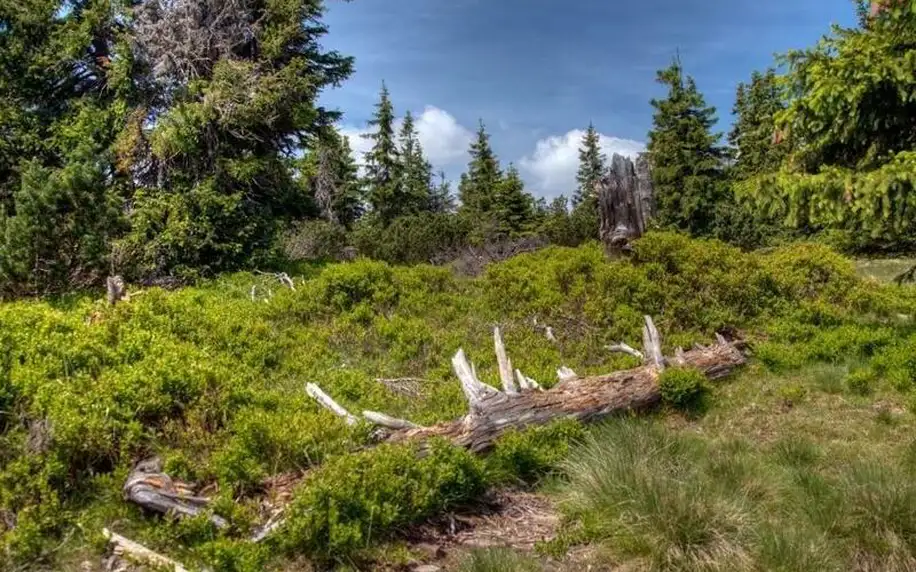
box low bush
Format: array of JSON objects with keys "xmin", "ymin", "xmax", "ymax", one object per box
[
  {"xmin": 278, "ymin": 440, "xmax": 485, "ymax": 562},
  {"xmin": 658, "ymin": 366, "xmax": 711, "ymax": 411}
]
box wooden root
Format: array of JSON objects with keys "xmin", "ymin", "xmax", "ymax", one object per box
[{"xmin": 307, "ymin": 317, "xmax": 746, "ymax": 454}]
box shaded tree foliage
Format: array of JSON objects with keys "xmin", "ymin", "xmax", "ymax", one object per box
[{"xmin": 647, "ymin": 58, "xmax": 726, "ymax": 236}]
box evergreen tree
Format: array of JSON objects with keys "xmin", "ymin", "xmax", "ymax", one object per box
[
  {"xmin": 363, "ymin": 82, "xmax": 402, "ymax": 224},
  {"xmin": 647, "ymin": 58, "xmax": 725, "ymax": 235},
  {"xmin": 117, "ymin": 0, "xmax": 354, "ymax": 276},
  {"xmin": 737, "ymin": 3, "xmax": 916, "ymax": 249},
  {"xmin": 0, "ymin": 0, "xmax": 126, "ymax": 294},
  {"xmin": 299, "ymin": 128, "xmax": 363, "ymax": 227},
  {"xmin": 429, "ymin": 171, "xmax": 456, "ymax": 214},
  {"xmin": 492, "ymin": 164, "xmax": 535, "ymax": 237},
  {"xmin": 398, "ymin": 110, "xmax": 435, "ymax": 214},
  {"xmin": 574, "ymin": 123, "xmax": 606, "ymax": 207},
  {"xmin": 729, "ymin": 70, "xmax": 787, "ymax": 180},
  {"xmin": 458, "ymin": 120, "xmax": 502, "ymax": 217}
]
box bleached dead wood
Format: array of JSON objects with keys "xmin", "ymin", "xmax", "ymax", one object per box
[
  {"xmin": 306, "ymin": 383, "xmax": 359, "ymax": 425},
  {"xmin": 103, "ymin": 528, "xmax": 189, "ymax": 572},
  {"xmin": 642, "ymin": 315, "xmax": 665, "ymax": 369},
  {"xmin": 494, "ymin": 327, "xmax": 518, "ymax": 394},
  {"xmin": 556, "ymin": 367, "xmax": 578, "ymax": 383},
  {"xmin": 607, "ymin": 342, "xmax": 643, "ymax": 360},
  {"xmin": 306, "ymin": 316, "xmax": 745, "ymax": 454},
  {"xmin": 107, "ymin": 276, "xmax": 127, "ymax": 306},
  {"xmin": 123, "ymin": 458, "xmax": 228, "ymax": 529}
]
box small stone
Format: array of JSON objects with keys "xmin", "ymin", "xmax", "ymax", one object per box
[{"xmin": 413, "ymin": 566, "xmax": 441, "ymax": 572}]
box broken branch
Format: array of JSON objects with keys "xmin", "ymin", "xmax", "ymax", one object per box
[{"xmin": 104, "ymin": 528, "xmax": 189, "ymax": 572}]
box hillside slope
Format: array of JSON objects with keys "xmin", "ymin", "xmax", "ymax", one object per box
[{"xmin": 2, "ymin": 232, "xmax": 916, "ymax": 571}]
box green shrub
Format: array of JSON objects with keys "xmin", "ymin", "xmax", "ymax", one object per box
[
  {"xmin": 658, "ymin": 366, "xmax": 711, "ymax": 411},
  {"xmin": 279, "ymin": 440, "xmax": 485, "ymax": 561},
  {"xmin": 846, "ymin": 369, "xmax": 876, "ymax": 396},
  {"xmin": 485, "ymin": 420, "xmax": 584, "ymax": 486},
  {"xmin": 351, "ymin": 213, "xmax": 470, "ymax": 265}
]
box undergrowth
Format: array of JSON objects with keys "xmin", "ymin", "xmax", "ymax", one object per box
[{"xmin": 1, "ymin": 231, "xmax": 915, "ymax": 569}]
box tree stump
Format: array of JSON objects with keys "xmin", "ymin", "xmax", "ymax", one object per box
[{"xmin": 597, "ymin": 153, "xmax": 654, "ymax": 253}]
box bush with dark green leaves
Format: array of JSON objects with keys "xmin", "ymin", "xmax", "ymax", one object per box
[{"xmin": 658, "ymin": 366, "xmax": 711, "ymax": 411}]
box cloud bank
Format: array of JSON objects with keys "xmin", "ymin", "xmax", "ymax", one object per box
[
  {"xmin": 519, "ymin": 130, "xmax": 645, "ymax": 197},
  {"xmin": 341, "ymin": 106, "xmax": 645, "ymax": 199},
  {"xmin": 340, "ymin": 106, "xmax": 473, "ymax": 170}
]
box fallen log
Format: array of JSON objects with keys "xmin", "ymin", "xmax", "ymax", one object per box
[{"xmin": 308, "ymin": 316, "xmax": 746, "ymax": 453}]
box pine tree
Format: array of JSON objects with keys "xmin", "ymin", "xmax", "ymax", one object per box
[
  {"xmin": 729, "ymin": 70, "xmax": 787, "ymax": 180},
  {"xmin": 647, "ymin": 58, "xmax": 725, "ymax": 235},
  {"xmin": 458, "ymin": 120, "xmax": 502, "ymax": 217},
  {"xmin": 574, "ymin": 123, "xmax": 606, "ymax": 207},
  {"xmin": 363, "ymin": 82, "xmax": 402, "ymax": 224},
  {"xmin": 398, "ymin": 110, "xmax": 435, "ymax": 214},
  {"xmin": 737, "ymin": 4, "xmax": 916, "ymax": 249},
  {"xmin": 118, "ymin": 0, "xmax": 355, "ymax": 276}
]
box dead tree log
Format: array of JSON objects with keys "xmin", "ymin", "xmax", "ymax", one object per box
[
  {"xmin": 123, "ymin": 457, "xmax": 227, "ymax": 529},
  {"xmin": 308, "ymin": 317, "xmax": 745, "ymax": 453},
  {"xmin": 597, "ymin": 153, "xmax": 654, "ymax": 253}
]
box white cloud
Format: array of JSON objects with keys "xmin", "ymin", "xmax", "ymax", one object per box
[
  {"xmin": 339, "ymin": 106, "xmax": 473, "ymax": 171},
  {"xmin": 413, "ymin": 106, "xmax": 473, "ymax": 166},
  {"xmin": 519, "ymin": 130, "xmax": 645, "ymax": 198}
]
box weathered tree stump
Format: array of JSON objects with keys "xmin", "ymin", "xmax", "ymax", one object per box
[{"xmin": 597, "ymin": 153, "xmax": 654, "ymax": 253}]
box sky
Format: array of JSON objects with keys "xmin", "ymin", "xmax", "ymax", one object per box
[{"xmin": 318, "ymin": 0, "xmax": 858, "ymax": 199}]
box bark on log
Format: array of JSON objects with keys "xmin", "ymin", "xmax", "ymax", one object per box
[
  {"xmin": 597, "ymin": 153, "xmax": 655, "ymax": 253},
  {"xmin": 383, "ymin": 342, "xmax": 743, "ymax": 453}
]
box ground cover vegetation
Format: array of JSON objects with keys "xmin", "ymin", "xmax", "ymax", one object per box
[{"xmin": 2, "ymin": 0, "xmax": 916, "ymax": 570}]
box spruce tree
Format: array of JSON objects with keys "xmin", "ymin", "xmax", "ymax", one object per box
[
  {"xmin": 574, "ymin": 123, "xmax": 606, "ymax": 207},
  {"xmin": 729, "ymin": 70, "xmax": 787, "ymax": 180},
  {"xmin": 299, "ymin": 128, "xmax": 363, "ymax": 227},
  {"xmin": 492, "ymin": 164, "xmax": 535, "ymax": 237},
  {"xmin": 647, "ymin": 58, "xmax": 725, "ymax": 235},
  {"xmin": 363, "ymin": 82, "xmax": 402, "ymax": 224},
  {"xmin": 458, "ymin": 120, "xmax": 502, "ymax": 217},
  {"xmin": 398, "ymin": 110, "xmax": 435, "ymax": 214},
  {"xmin": 119, "ymin": 0, "xmax": 355, "ymax": 276},
  {"xmin": 429, "ymin": 171, "xmax": 456, "ymax": 213}
]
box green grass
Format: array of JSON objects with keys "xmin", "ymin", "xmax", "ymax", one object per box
[{"xmin": 551, "ymin": 359, "xmax": 916, "ymax": 572}]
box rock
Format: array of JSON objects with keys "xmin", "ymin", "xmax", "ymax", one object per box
[{"xmin": 413, "ymin": 565, "xmax": 441, "ymax": 572}]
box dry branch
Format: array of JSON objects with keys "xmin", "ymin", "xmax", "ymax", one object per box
[
  {"xmin": 606, "ymin": 342, "xmax": 643, "ymax": 360},
  {"xmin": 103, "ymin": 528, "xmax": 189, "ymax": 572}
]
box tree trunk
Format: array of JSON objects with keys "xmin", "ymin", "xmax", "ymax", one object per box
[{"xmin": 598, "ymin": 153, "xmax": 655, "ymax": 252}]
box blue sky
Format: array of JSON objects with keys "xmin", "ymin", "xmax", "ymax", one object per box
[{"xmin": 319, "ymin": 0, "xmax": 858, "ymax": 198}]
